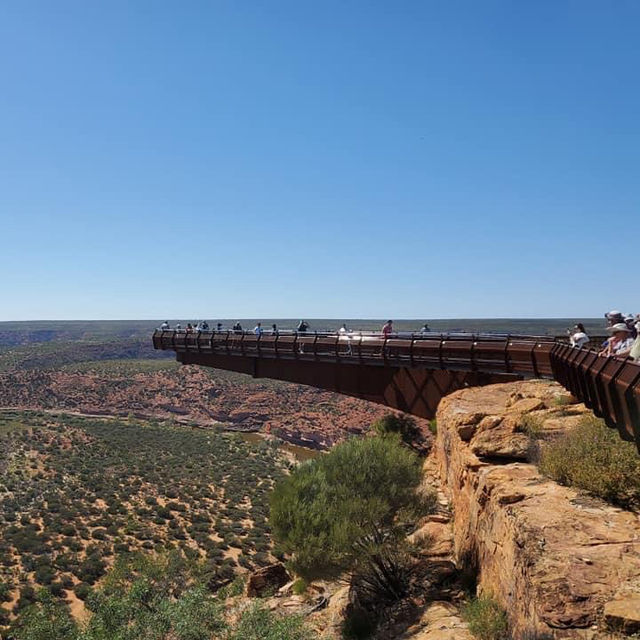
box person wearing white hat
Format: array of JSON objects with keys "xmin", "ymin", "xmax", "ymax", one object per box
[
  {"xmin": 605, "ymin": 310, "xmax": 624, "ymax": 327},
  {"xmin": 599, "ymin": 323, "xmax": 635, "ymax": 358}
]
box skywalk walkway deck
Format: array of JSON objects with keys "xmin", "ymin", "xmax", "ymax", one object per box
[{"xmin": 153, "ymin": 330, "xmax": 640, "ymax": 452}]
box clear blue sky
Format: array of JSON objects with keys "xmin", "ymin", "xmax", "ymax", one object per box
[{"xmin": 1, "ymin": 1, "xmax": 638, "ymax": 320}]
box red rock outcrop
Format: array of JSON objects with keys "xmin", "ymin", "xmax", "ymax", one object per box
[
  {"xmin": 0, "ymin": 366, "xmax": 419, "ymax": 449},
  {"xmin": 246, "ymin": 562, "xmax": 291, "ymax": 598},
  {"xmin": 434, "ymin": 380, "xmax": 640, "ymax": 638}
]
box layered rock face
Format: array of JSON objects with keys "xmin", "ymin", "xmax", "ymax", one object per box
[{"xmin": 434, "ymin": 380, "xmax": 640, "ymax": 638}]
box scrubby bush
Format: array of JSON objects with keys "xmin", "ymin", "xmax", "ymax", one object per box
[
  {"xmin": 517, "ymin": 413, "xmax": 544, "ymax": 440},
  {"xmin": 462, "ymin": 595, "xmax": 509, "ymax": 640},
  {"xmin": 73, "ymin": 582, "xmax": 91, "ymax": 601},
  {"xmin": 271, "ymin": 436, "xmax": 435, "ymax": 604},
  {"xmin": 539, "ymin": 415, "xmax": 640, "ymax": 509},
  {"xmin": 372, "ymin": 413, "xmax": 422, "ymax": 447},
  {"xmin": 0, "ymin": 580, "xmax": 14, "ymax": 602},
  {"xmin": 291, "ymin": 578, "xmax": 307, "ymax": 595},
  {"xmin": 228, "ymin": 601, "xmax": 315, "ymax": 640},
  {"xmin": 15, "ymin": 585, "xmax": 37, "ymax": 612}
]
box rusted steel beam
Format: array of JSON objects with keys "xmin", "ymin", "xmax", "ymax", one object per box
[{"xmin": 175, "ymin": 350, "xmax": 518, "ymax": 420}]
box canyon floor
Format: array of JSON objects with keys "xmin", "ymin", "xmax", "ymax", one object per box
[{"xmin": 0, "ymin": 359, "xmax": 403, "ymax": 450}]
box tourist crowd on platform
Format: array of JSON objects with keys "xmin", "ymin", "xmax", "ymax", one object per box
[
  {"xmin": 158, "ymin": 319, "xmax": 427, "ymax": 338},
  {"xmin": 158, "ymin": 313, "xmax": 640, "ymax": 364},
  {"xmin": 569, "ymin": 310, "xmax": 640, "ymax": 363}
]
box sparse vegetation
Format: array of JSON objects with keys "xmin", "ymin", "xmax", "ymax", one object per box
[
  {"xmin": 517, "ymin": 413, "xmax": 544, "ymax": 440},
  {"xmin": 539, "ymin": 415, "xmax": 640, "ymax": 509},
  {"xmin": 0, "ymin": 411, "xmax": 288, "ymax": 630},
  {"xmin": 463, "ymin": 595, "xmax": 509, "ymax": 640},
  {"xmin": 552, "ymin": 394, "xmax": 572, "ymax": 408},
  {"xmin": 227, "ymin": 601, "xmax": 314, "ymax": 640},
  {"xmin": 8, "ymin": 552, "xmax": 317, "ymax": 639}
]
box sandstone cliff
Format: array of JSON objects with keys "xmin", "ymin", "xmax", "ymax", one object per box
[{"xmin": 433, "ymin": 380, "xmax": 640, "ymax": 638}]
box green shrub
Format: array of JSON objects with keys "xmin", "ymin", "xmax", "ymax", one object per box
[
  {"xmin": 0, "ymin": 580, "xmax": 13, "ymax": 602},
  {"xmin": 291, "ymin": 577, "xmax": 307, "ymax": 595},
  {"xmin": 228, "ymin": 601, "xmax": 315, "ymax": 640},
  {"xmin": 539, "ymin": 416, "xmax": 640, "ymax": 509},
  {"xmin": 271, "ymin": 436, "xmax": 435, "ymax": 603},
  {"xmin": 217, "ymin": 576, "xmax": 246, "ymax": 599},
  {"xmin": 517, "ymin": 414, "xmax": 544, "ymax": 440},
  {"xmin": 463, "ymin": 596, "xmax": 509, "ymax": 640},
  {"xmin": 73, "ymin": 582, "xmax": 91, "ymax": 601},
  {"xmin": 372, "ymin": 413, "xmax": 422, "ymax": 446}
]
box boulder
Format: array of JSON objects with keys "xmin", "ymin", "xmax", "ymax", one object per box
[
  {"xmin": 246, "ymin": 562, "xmax": 291, "ymax": 598},
  {"xmin": 604, "ymin": 596, "xmax": 640, "ymax": 634}
]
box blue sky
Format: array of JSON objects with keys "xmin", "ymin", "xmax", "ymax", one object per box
[{"xmin": 1, "ymin": 0, "xmax": 638, "ymax": 320}]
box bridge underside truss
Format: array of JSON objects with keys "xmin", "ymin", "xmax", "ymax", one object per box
[{"xmin": 178, "ymin": 351, "xmax": 519, "ymax": 420}]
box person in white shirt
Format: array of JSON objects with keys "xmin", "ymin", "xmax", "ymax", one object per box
[
  {"xmin": 569, "ymin": 323, "xmax": 589, "ymax": 348},
  {"xmin": 338, "ymin": 324, "xmax": 352, "ymax": 355},
  {"xmin": 160, "ymin": 321, "xmax": 170, "ymax": 331},
  {"xmin": 254, "ymin": 323, "xmax": 263, "ymax": 336}
]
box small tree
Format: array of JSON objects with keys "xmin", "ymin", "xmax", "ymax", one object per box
[{"xmin": 270, "ymin": 436, "xmax": 436, "ymax": 603}]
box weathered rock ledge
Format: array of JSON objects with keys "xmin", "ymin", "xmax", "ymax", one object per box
[{"xmin": 434, "ymin": 380, "xmax": 640, "ymax": 638}]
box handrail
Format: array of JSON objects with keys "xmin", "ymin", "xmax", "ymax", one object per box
[{"xmin": 153, "ymin": 330, "xmax": 558, "ymax": 375}]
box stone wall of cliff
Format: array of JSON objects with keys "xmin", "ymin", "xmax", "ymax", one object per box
[{"xmin": 433, "ymin": 380, "xmax": 640, "ymax": 638}]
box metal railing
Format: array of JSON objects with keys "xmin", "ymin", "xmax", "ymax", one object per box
[
  {"xmin": 153, "ymin": 330, "xmax": 558, "ymax": 376},
  {"xmin": 549, "ymin": 343, "xmax": 640, "ymax": 447}
]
